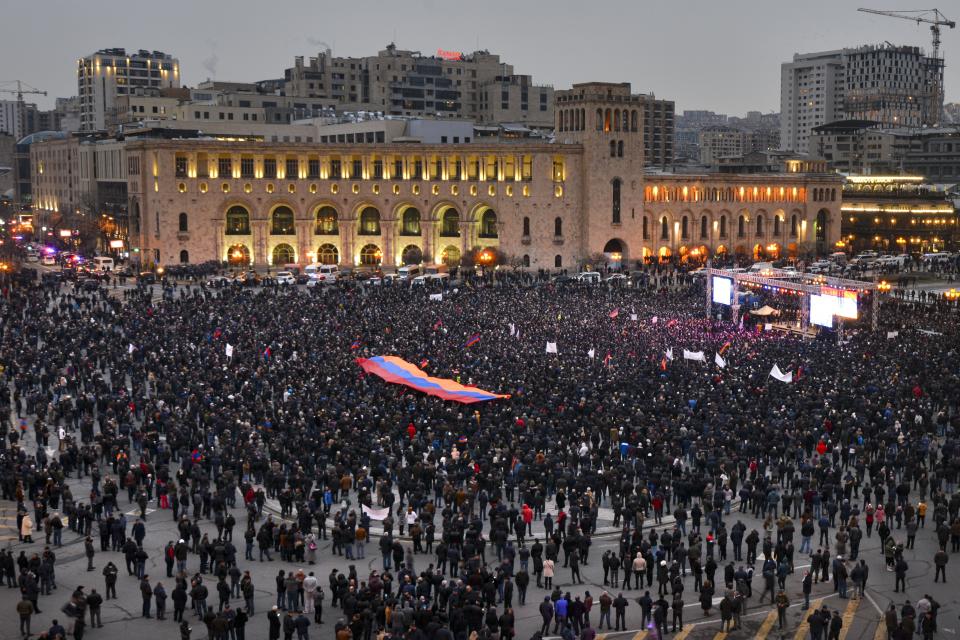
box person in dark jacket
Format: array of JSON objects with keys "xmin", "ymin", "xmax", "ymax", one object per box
[
  {"xmin": 172, "ymin": 583, "xmax": 188, "ymax": 621},
  {"xmin": 268, "ymin": 606, "xmax": 282, "ymax": 640},
  {"xmin": 86, "ymin": 588, "xmax": 103, "ymax": 627},
  {"xmin": 140, "ymin": 576, "xmax": 153, "ymax": 618},
  {"xmin": 155, "ymin": 582, "xmax": 167, "ymax": 620}
]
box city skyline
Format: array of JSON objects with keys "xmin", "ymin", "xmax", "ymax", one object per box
[{"xmin": 4, "ymin": 0, "xmax": 959, "ymax": 117}]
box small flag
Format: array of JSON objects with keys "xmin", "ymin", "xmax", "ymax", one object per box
[
  {"xmin": 714, "ymin": 352, "xmax": 726, "ymax": 368},
  {"xmin": 433, "ymin": 319, "xmax": 443, "ymax": 331},
  {"xmin": 262, "ymin": 346, "xmax": 271, "ymax": 361},
  {"xmin": 509, "ymin": 323, "xmax": 516, "ymax": 336},
  {"xmin": 350, "ymin": 340, "xmax": 362, "ymax": 350},
  {"xmin": 609, "ymin": 308, "xmax": 619, "ymax": 319},
  {"xmin": 796, "ymin": 365, "xmax": 804, "ymax": 380},
  {"xmin": 630, "ymin": 313, "xmax": 638, "ymax": 321},
  {"xmin": 603, "ymin": 352, "xmax": 612, "ymax": 368},
  {"xmin": 587, "ymin": 348, "xmax": 595, "ymax": 359},
  {"xmin": 667, "ymin": 319, "xmax": 678, "ymax": 328},
  {"xmin": 660, "ymin": 356, "xmax": 668, "ymax": 371},
  {"xmin": 887, "ymin": 331, "xmax": 898, "ymax": 339},
  {"xmin": 419, "ymin": 359, "xmax": 429, "ymax": 369},
  {"xmin": 665, "ymin": 348, "xmax": 674, "ymax": 361},
  {"xmin": 739, "ymin": 314, "xmax": 745, "ymax": 329},
  {"xmin": 651, "ymin": 316, "xmax": 658, "ymax": 324},
  {"xmin": 770, "ymin": 364, "xmax": 793, "ymax": 383},
  {"xmin": 719, "ymin": 341, "xmax": 732, "ymax": 355},
  {"xmin": 546, "ymin": 341, "xmax": 558, "ymax": 354},
  {"xmin": 429, "ymin": 293, "xmax": 442, "ymax": 301},
  {"xmin": 683, "ymin": 350, "xmax": 706, "ymax": 362},
  {"xmin": 465, "ymin": 333, "xmax": 481, "ymax": 348},
  {"xmin": 128, "ymin": 343, "xmax": 135, "ymax": 354},
  {"xmin": 225, "ymin": 344, "xmax": 234, "ymax": 358},
  {"xmin": 213, "ymin": 327, "xmax": 222, "ymax": 340}
]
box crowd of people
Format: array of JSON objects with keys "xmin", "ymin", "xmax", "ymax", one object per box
[{"xmin": 0, "ymin": 269, "xmax": 959, "ymax": 640}]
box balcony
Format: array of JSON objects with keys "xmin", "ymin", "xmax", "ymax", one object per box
[
  {"xmin": 553, "ymin": 236, "xmax": 565, "ymax": 245},
  {"xmin": 521, "ymin": 235, "xmax": 532, "ymax": 245}
]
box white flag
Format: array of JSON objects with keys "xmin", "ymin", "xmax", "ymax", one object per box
[
  {"xmin": 362, "ymin": 505, "xmax": 390, "ymax": 521},
  {"xmin": 886, "ymin": 331, "xmax": 898, "ymax": 339},
  {"xmin": 770, "ymin": 364, "xmax": 793, "ymax": 383},
  {"xmin": 546, "ymin": 342, "xmax": 558, "ymax": 354},
  {"xmin": 509, "ymin": 323, "xmax": 516, "ymax": 336},
  {"xmin": 665, "ymin": 348, "xmax": 674, "ymax": 361},
  {"xmin": 630, "ymin": 313, "xmax": 638, "ymax": 321},
  {"xmin": 128, "ymin": 343, "xmax": 135, "ymax": 354},
  {"xmin": 652, "ymin": 316, "xmax": 658, "ymax": 324},
  {"xmin": 715, "ymin": 353, "xmax": 727, "ymax": 368},
  {"xmin": 587, "ymin": 348, "xmax": 595, "ymax": 359},
  {"xmin": 226, "ymin": 344, "xmax": 234, "ymax": 358},
  {"xmin": 429, "ymin": 293, "xmax": 442, "ymax": 301},
  {"xmin": 683, "ymin": 350, "xmax": 706, "ymax": 362},
  {"xmin": 764, "ymin": 323, "xmax": 772, "ymax": 331}
]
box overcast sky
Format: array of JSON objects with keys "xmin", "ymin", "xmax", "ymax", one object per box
[{"xmin": 4, "ymin": 0, "xmax": 958, "ymax": 115}]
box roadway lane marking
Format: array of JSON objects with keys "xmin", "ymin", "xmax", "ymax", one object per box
[
  {"xmin": 794, "ymin": 599, "xmax": 824, "ymax": 640},
  {"xmin": 874, "ymin": 619, "xmax": 886, "ymax": 640},
  {"xmin": 755, "ymin": 609, "xmax": 779, "ymax": 640},
  {"xmin": 838, "ymin": 598, "xmax": 860, "ymax": 640},
  {"xmin": 672, "ymin": 625, "xmax": 694, "ymax": 640}
]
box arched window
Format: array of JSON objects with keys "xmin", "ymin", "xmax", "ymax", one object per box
[
  {"xmin": 831, "ymin": 188, "xmax": 836, "ymax": 201},
  {"xmin": 756, "ymin": 215, "xmax": 764, "ymax": 236},
  {"xmin": 272, "ymin": 243, "xmax": 295, "ymax": 265},
  {"xmin": 400, "ymin": 207, "xmax": 421, "ymax": 235},
  {"xmin": 612, "ymin": 179, "xmax": 621, "ymax": 224},
  {"xmin": 359, "ymin": 243, "xmax": 382, "ymax": 265},
  {"xmin": 617, "ymin": 141, "xmax": 623, "ymax": 157},
  {"xmin": 660, "ymin": 216, "xmax": 669, "ymax": 240},
  {"xmin": 401, "ymin": 245, "xmax": 423, "ymax": 265},
  {"xmin": 790, "ymin": 214, "xmax": 798, "ymax": 237},
  {"xmin": 816, "ymin": 209, "xmax": 828, "ymax": 241},
  {"xmin": 596, "ymin": 108, "xmax": 603, "ymax": 131},
  {"xmin": 580, "ymin": 108, "xmax": 585, "ymax": 131},
  {"xmin": 480, "ymin": 210, "xmax": 498, "ymax": 238},
  {"xmin": 622, "ymin": 111, "xmax": 629, "ymax": 132},
  {"xmin": 613, "ymin": 109, "xmax": 620, "ymax": 131},
  {"xmin": 522, "ymin": 216, "xmax": 530, "ymax": 236},
  {"xmin": 270, "ymin": 206, "xmax": 294, "ymax": 235},
  {"xmin": 631, "ymin": 110, "xmax": 638, "ymax": 132},
  {"xmin": 681, "ymin": 216, "xmax": 689, "ymax": 239},
  {"xmin": 604, "ymin": 108, "xmax": 611, "ymax": 132},
  {"xmin": 315, "ymin": 206, "xmax": 338, "ymax": 235},
  {"xmin": 555, "ymin": 255, "xmax": 562, "ymax": 268},
  {"xmin": 643, "ymin": 216, "xmax": 649, "ymax": 239},
  {"xmin": 738, "ymin": 215, "xmax": 745, "ymax": 238},
  {"xmin": 719, "ymin": 215, "xmax": 727, "ymax": 238},
  {"xmin": 523, "ymin": 254, "xmax": 530, "ymax": 267},
  {"xmin": 179, "ymin": 249, "xmax": 189, "ymax": 263},
  {"xmin": 178, "ymin": 212, "xmax": 188, "ymax": 232},
  {"xmin": 225, "ymin": 205, "xmax": 250, "ymax": 235},
  {"xmin": 554, "ymin": 217, "xmax": 563, "ymax": 237},
  {"xmin": 359, "ymin": 207, "xmax": 381, "ymax": 235},
  {"xmin": 610, "ymin": 141, "xmax": 616, "ymax": 157},
  {"xmin": 774, "ymin": 216, "xmax": 781, "ymax": 236},
  {"xmin": 700, "ymin": 216, "xmax": 708, "ymax": 239},
  {"xmin": 317, "ymin": 243, "xmax": 339, "ymax": 265},
  {"xmin": 440, "ymin": 208, "xmax": 460, "ymax": 237}
]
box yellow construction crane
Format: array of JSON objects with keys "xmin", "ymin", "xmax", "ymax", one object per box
[
  {"xmin": 857, "ymin": 8, "xmax": 955, "ymax": 124},
  {"xmin": 0, "ymin": 80, "xmax": 47, "ymax": 137}
]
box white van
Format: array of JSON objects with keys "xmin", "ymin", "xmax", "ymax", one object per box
[
  {"xmin": 422, "ymin": 263, "xmax": 448, "ymax": 276},
  {"xmin": 749, "ymin": 261, "xmax": 774, "ymax": 273},
  {"xmin": 397, "ymin": 265, "xmax": 421, "ymax": 280},
  {"xmin": 576, "ymin": 272, "xmax": 602, "ymax": 284},
  {"xmin": 93, "ymin": 256, "xmax": 114, "ymax": 272}
]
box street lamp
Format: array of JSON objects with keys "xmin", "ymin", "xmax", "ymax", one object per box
[{"xmin": 878, "ymin": 280, "xmax": 892, "ymax": 294}]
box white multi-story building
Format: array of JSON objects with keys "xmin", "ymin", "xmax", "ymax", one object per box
[
  {"xmin": 0, "ymin": 100, "xmax": 25, "ymax": 139},
  {"xmin": 781, "ymin": 44, "xmax": 944, "ymax": 154},
  {"xmin": 780, "ymin": 50, "xmax": 846, "ymax": 154},
  {"xmin": 77, "ymin": 48, "xmax": 180, "ymax": 131}
]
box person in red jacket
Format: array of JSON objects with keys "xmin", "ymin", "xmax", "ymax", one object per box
[{"xmin": 522, "ymin": 504, "xmax": 534, "ymax": 535}]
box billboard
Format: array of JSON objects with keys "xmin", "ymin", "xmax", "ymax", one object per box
[
  {"xmin": 712, "ymin": 276, "xmax": 733, "ymax": 305},
  {"xmin": 810, "ymin": 294, "xmax": 835, "ymax": 328}
]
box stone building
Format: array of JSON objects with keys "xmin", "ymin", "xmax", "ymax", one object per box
[{"xmin": 32, "ymin": 83, "xmax": 843, "ymax": 269}]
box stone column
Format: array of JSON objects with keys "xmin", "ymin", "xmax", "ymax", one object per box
[
  {"xmin": 214, "ymin": 222, "xmax": 225, "ymax": 263},
  {"xmin": 296, "ymin": 221, "xmax": 312, "ymax": 265},
  {"xmin": 252, "ymin": 220, "xmax": 268, "ymax": 266}
]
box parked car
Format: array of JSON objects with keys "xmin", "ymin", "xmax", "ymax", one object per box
[
  {"xmin": 275, "ymin": 271, "xmax": 295, "ymax": 285},
  {"xmin": 80, "ymin": 278, "xmax": 100, "ymax": 291}
]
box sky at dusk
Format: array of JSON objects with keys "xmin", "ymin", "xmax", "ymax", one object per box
[{"xmin": 4, "ymin": 0, "xmax": 959, "ymax": 116}]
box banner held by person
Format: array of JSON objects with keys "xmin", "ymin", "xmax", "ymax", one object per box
[{"xmin": 356, "ymin": 356, "xmax": 509, "ymax": 404}]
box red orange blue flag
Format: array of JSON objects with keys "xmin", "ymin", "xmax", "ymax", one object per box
[{"xmin": 356, "ymin": 356, "xmax": 509, "ymax": 404}]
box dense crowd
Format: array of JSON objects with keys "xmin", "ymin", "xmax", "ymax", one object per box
[{"xmin": 1, "ymin": 271, "xmax": 959, "ymax": 640}]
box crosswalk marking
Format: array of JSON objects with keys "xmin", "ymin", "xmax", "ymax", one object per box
[
  {"xmin": 838, "ymin": 598, "xmax": 860, "ymax": 640},
  {"xmin": 794, "ymin": 599, "xmax": 825, "ymax": 640},
  {"xmin": 712, "ymin": 632, "xmax": 727, "ymax": 640},
  {"xmin": 873, "ymin": 618, "xmax": 886, "ymax": 640},
  {"xmin": 672, "ymin": 625, "xmax": 694, "ymax": 640},
  {"xmin": 631, "ymin": 630, "xmax": 647, "ymax": 640},
  {"xmin": 754, "ymin": 609, "xmax": 779, "ymax": 640}
]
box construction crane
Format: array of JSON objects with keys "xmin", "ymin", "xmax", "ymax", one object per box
[
  {"xmin": 857, "ymin": 8, "xmax": 955, "ymax": 124},
  {"xmin": 0, "ymin": 80, "xmax": 47, "ymax": 138}
]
